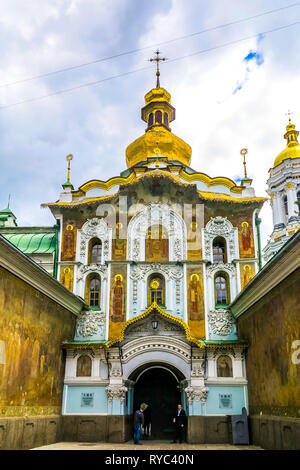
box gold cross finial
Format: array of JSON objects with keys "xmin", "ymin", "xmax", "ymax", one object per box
[
  {"xmin": 286, "ymin": 109, "xmax": 293, "ymax": 123},
  {"xmin": 149, "ymin": 49, "xmax": 166, "ymax": 88},
  {"xmin": 240, "ymin": 148, "xmax": 248, "ymax": 179},
  {"xmin": 66, "ymin": 154, "xmax": 73, "ymax": 183}
]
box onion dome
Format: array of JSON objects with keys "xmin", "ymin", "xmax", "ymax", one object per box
[{"xmin": 273, "ymin": 119, "xmax": 300, "ymax": 167}]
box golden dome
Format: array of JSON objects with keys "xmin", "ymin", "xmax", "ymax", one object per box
[
  {"xmin": 273, "ymin": 120, "xmax": 300, "ymax": 167},
  {"xmin": 125, "ymin": 86, "xmax": 192, "ymax": 168}
]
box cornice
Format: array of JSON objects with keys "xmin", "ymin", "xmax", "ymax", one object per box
[{"xmin": 0, "ymin": 236, "xmax": 86, "ymax": 315}]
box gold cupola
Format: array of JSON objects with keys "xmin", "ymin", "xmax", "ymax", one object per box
[
  {"xmin": 126, "ymin": 51, "xmax": 192, "ymax": 168},
  {"xmin": 273, "ymin": 117, "xmax": 300, "ymax": 167}
]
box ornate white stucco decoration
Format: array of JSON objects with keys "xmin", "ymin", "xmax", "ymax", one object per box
[
  {"xmin": 130, "ymin": 263, "xmax": 183, "ymax": 281},
  {"xmin": 78, "ymin": 217, "xmax": 112, "ymax": 264},
  {"xmin": 191, "ymin": 362, "xmax": 205, "ymax": 377},
  {"xmin": 106, "ymin": 384, "xmax": 128, "ymax": 403},
  {"xmin": 76, "ymin": 310, "xmax": 106, "ymax": 337},
  {"xmin": 77, "ymin": 264, "xmax": 108, "ymax": 282},
  {"xmin": 121, "ymin": 336, "xmax": 191, "ymax": 364},
  {"xmin": 205, "ymin": 263, "xmax": 237, "ymax": 278},
  {"xmin": 130, "ymin": 263, "xmax": 183, "ymax": 311},
  {"xmin": 184, "ymin": 386, "xmax": 209, "ymax": 404},
  {"xmin": 208, "ymin": 309, "xmax": 235, "ymax": 335},
  {"xmin": 203, "ymin": 216, "xmax": 238, "ymax": 262},
  {"xmin": 127, "ymin": 203, "xmax": 187, "ymax": 261}
]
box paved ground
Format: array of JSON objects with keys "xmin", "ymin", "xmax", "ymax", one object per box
[{"xmin": 32, "ymin": 440, "xmax": 262, "ymax": 450}]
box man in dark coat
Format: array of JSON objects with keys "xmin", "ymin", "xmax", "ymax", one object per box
[
  {"xmin": 133, "ymin": 403, "xmax": 146, "ymax": 444},
  {"xmin": 172, "ymin": 403, "xmax": 187, "ymax": 443},
  {"xmin": 143, "ymin": 404, "xmax": 152, "ymax": 438}
]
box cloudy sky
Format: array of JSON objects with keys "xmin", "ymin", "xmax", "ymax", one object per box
[{"xmin": 1, "ymin": 0, "xmax": 300, "ymax": 250}]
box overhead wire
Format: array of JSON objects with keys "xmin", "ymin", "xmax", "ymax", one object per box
[
  {"xmin": 0, "ymin": 19, "xmax": 300, "ymax": 109},
  {"xmin": 0, "ymin": 1, "xmax": 300, "ymax": 88}
]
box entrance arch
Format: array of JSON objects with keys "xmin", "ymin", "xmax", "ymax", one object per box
[{"xmin": 130, "ymin": 363, "xmax": 185, "ymax": 440}]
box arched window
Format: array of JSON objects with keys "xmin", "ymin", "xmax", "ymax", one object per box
[
  {"xmin": 148, "ymin": 112, "xmax": 153, "ymax": 127},
  {"xmin": 215, "ymin": 273, "xmax": 229, "ymax": 305},
  {"xmin": 217, "ymin": 355, "xmax": 233, "ymax": 377},
  {"xmin": 213, "ymin": 237, "xmax": 227, "ymax": 263},
  {"xmin": 164, "ymin": 112, "xmax": 169, "ymax": 126},
  {"xmin": 155, "ymin": 110, "xmax": 162, "ymax": 124},
  {"xmin": 283, "ymin": 195, "xmax": 288, "ymax": 216},
  {"xmin": 85, "ymin": 274, "xmax": 101, "ymax": 307},
  {"xmin": 148, "ymin": 274, "xmax": 165, "ymax": 306},
  {"xmin": 76, "ymin": 355, "xmax": 92, "ymax": 377},
  {"xmin": 297, "ymin": 191, "xmax": 300, "ymax": 201},
  {"xmin": 89, "ymin": 238, "xmax": 102, "ymax": 264}
]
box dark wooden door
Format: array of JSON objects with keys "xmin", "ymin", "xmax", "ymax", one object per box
[{"xmin": 133, "ymin": 368, "xmax": 181, "ymax": 440}]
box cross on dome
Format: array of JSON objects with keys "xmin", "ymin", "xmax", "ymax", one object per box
[{"xmin": 149, "ymin": 49, "xmax": 167, "ymax": 88}]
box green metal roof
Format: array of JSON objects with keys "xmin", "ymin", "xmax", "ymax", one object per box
[
  {"xmin": 2, "ymin": 232, "xmax": 56, "ymax": 254},
  {"xmin": 0, "ymin": 208, "xmax": 15, "ymax": 215}
]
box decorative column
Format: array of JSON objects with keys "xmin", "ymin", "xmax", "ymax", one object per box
[
  {"xmin": 106, "ymin": 348, "xmax": 127, "ymax": 415},
  {"xmin": 65, "ymin": 349, "xmax": 77, "ymax": 379},
  {"xmin": 273, "ymin": 192, "xmax": 285, "ymax": 229},
  {"xmin": 185, "ymin": 353, "xmax": 209, "ymax": 415},
  {"xmin": 285, "ymin": 182, "xmax": 299, "ymax": 223}
]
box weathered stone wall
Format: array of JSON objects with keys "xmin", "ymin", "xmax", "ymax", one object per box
[
  {"xmin": 0, "ymin": 266, "xmax": 76, "ymax": 417},
  {"xmin": 237, "ymin": 268, "xmax": 300, "ymax": 418},
  {"xmin": 249, "ymin": 415, "xmax": 300, "ymax": 450},
  {"xmin": 187, "ymin": 416, "xmax": 232, "ymax": 444},
  {"xmin": 0, "ymin": 415, "xmax": 62, "ymax": 450},
  {"xmin": 62, "ymin": 415, "xmax": 132, "ymax": 443}
]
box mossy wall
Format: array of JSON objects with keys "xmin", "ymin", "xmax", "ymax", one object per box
[
  {"xmin": 0, "ymin": 267, "xmax": 76, "ymax": 416},
  {"xmin": 237, "ymin": 268, "xmax": 300, "ymax": 417}
]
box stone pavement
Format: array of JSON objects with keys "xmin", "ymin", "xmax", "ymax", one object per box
[{"xmin": 32, "ymin": 440, "xmax": 262, "ymax": 450}]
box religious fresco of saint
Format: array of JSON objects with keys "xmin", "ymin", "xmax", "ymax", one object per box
[
  {"xmin": 240, "ymin": 263, "xmax": 255, "ymax": 290},
  {"xmin": 110, "ymin": 266, "xmax": 127, "ymax": 323},
  {"xmin": 186, "ymin": 268, "xmax": 205, "ymax": 339},
  {"xmin": 238, "ymin": 220, "xmax": 255, "ymax": 258},
  {"xmin": 61, "ymin": 223, "xmax": 77, "ymax": 261},
  {"xmin": 60, "ymin": 266, "xmax": 74, "ymax": 292},
  {"xmin": 217, "ymin": 355, "xmax": 233, "ymax": 377},
  {"xmin": 112, "ymin": 222, "xmax": 127, "ymax": 260},
  {"xmin": 187, "ymin": 221, "xmax": 202, "ymax": 260},
  {"xmin": 145, "ymin": 225, "xmax": 169, "ymax": 262}
]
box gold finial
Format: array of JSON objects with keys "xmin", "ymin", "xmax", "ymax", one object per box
[
  {"xmin": 66, "ymin": 154, "xmax": 73, "ymax": 183},
  {"xmin": 149, "ymin": 49, "xmax": 166, "ymax": 88},
  {"xmin": 285, "ymin": 109, "xmax": 293, "ymax": 123},
  {"xmin": 240, "ymin": 148, "xmax": 248, "ymax": 178}
]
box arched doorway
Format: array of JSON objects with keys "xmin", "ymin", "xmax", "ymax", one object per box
[{"xmin": 132, "ymin": 365, "xmax": 183, "ymax": 440}]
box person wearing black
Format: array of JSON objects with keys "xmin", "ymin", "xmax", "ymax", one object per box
[
  {"xmin": 171, "ymin": 403, "xmax": 187, "ymax": 443},
  {"xmin": 143, "ymin": 404, "xmax": 152, "ymax": 438},
  {"xmin": 133, "ymin": 403, "xmax": 146, "ymax": 444}
]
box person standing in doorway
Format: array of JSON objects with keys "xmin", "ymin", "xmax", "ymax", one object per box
[
  {"xmin": 171, "ymin": 403, "xmax": 187, "ymax": 443},
  {"xmin": 143, "ymin": 404, "xmax": 152, "ymax": 438},
  {"xmin": 133, "ymin": 403, "xmax": 146, "ymax": 444}
]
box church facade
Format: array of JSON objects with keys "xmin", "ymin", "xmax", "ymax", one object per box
[{"xmin": 40, "ymin": 78, "xmax": 267, "ymax": 439}]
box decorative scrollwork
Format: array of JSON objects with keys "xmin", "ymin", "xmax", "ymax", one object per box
[
  {"xmin": 208, "ymin": 309, "xmax": 235, "ymax": 335},
  {"xmin": 204, "ymin": 216, "xmax": 237, "ymax": 261},
  {"xmin": 106, "ymin": 385, "xmax": 128, "ymax": 403},
  {"xmin": 76, "ymin": 310, "xmax": 106, "ymax": 337},
  {"xmin": 184, "ymin": 386, "xmax": 209, "ymax": 404}
]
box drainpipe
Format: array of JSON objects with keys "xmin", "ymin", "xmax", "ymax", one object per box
[
  {"xmin": 255, "ymin": 215, "xmax": 262, "ymax": 271},
  {"xmin": 53, "ymin": 220, "xmax": 60, "ymax": 279}
]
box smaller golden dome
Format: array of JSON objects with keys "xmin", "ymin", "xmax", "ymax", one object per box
[
  {"xmin": 126, "ymin": 85, "xmax": 192, "ymax": 168},
  {"xmin": 273, "ymin": 120, "xmax": 300, "ymax": 167}
]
